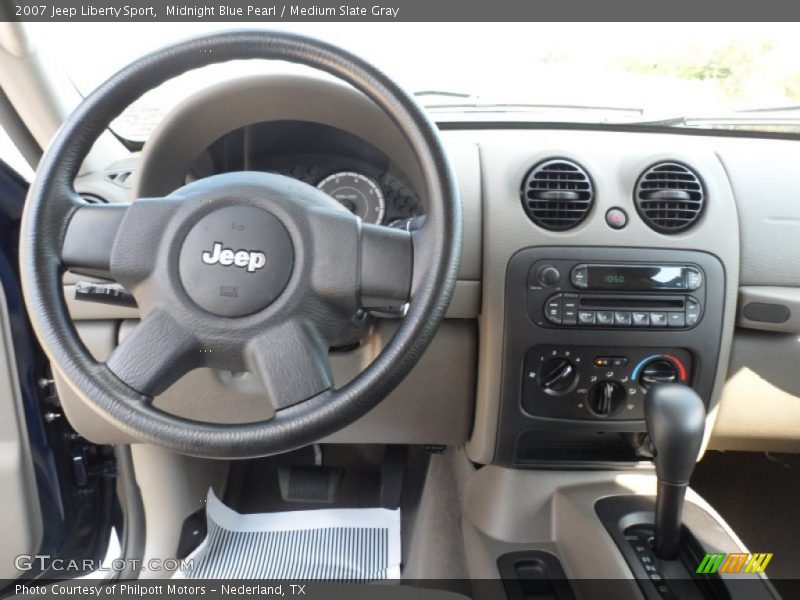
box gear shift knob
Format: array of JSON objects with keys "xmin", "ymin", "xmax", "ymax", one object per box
[{"xmin": 644, "ymin": 383, "xmax": 706, "ymax": 559}]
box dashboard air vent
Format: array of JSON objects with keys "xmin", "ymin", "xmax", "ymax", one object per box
[
  {"xmin": 79, "ymin": 193, "xmax": 106, "ymax": 204},
  {"xmin": 634, "ymin": 162, "xmax": 704, "ymax": 233},
  {"xmin": 104, "ymin": 169, "xmax": 133, "ymax": 187},
  {"xmin": 521, "ymin": 159, "xmax": 594, "ymax": 231}
]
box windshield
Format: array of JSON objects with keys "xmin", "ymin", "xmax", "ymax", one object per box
[{"xmin": 25, "ymin": 22, "xmax": 800, "ymax": 140}]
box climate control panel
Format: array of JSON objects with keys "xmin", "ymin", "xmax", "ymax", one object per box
[{"xmin": 522, "ymin": 346, "xmax": 692, "ymax": 421}]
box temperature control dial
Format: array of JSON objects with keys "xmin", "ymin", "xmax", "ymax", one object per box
[{"xmin": 634, "ymin": 355, "xmax": 688, "ymax": 390}]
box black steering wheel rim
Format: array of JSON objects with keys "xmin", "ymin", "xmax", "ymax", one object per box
[{"xmin": 20, "ymin": 30, "xmax": 462, "ymax": 459}]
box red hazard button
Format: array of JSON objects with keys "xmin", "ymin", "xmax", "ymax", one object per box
[{"xmin": 605, "ymin": 207, "xmax": 628, "ymax": 229}]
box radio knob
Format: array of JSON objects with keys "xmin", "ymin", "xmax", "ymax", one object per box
[
  {"xmin": 537, "ymin": 265, "xmax": 561, "ymax": 286},
  {"xmin": 540, "ymin": 358, "xmax": 577, "ymax": 393},
  {"xmin": 589, "ymin": 381, "xmax": 626, "ymax": 416}
]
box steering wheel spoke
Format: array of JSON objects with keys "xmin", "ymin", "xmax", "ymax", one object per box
[
  {"xmin": 245, "ymin": 320, "xmax": 334, "ymax": 412},
  {"xmin": 359, "ymin": 223, "xmax": 413, "ymax": 312},
  {"xmin": 106, "ymin": 310, "xmax": 198, "ymax": 396},
  {"xmin": 61, "ymin": 202, "xmax": 130, "ymax": 279},
  {"xmin": 61, "ymin": 196, "xmax": 179, "ymax": 287}
]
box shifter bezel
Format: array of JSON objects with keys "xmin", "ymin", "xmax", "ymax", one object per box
[{"xmin": 595, "ymin": 495, "xmax": 774, "ymax": 600}]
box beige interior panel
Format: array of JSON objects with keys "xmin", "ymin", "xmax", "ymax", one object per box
[
  {"xmin": 57, "ymin": 318, "xmax": 476, "ymax": 446},
  {"xmin": 0, "ymin": 283, "xmax": 43, "ymax": 579},
  {"xmin": 133, "ymin": 444, "xmax": 228, "ymax": 579},
  {"xmin": 711, "ymin": 330, "xmax": 800, "ymax": 452},
  {"xmin": 460, "ymin": 464, "xmax": 753, "ymax": 598}
]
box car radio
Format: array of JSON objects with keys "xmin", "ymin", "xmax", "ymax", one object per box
[{"xmin": 526, "ymin": 260, "xmax": 706, "ymax": 330}]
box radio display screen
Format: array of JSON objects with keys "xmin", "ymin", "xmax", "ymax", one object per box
[{"xmin": 586, "ymin": 265, "xmax": 686, "ymax": 291}]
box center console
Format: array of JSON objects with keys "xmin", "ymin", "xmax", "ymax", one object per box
[{"xmin": 495, "ymin": 246, "xmax": 726, "ymax": 467}]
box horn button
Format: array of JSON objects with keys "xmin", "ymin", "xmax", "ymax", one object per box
[{"xmin": 178, "ymin": 205, "xmax": 294, "ymax": 317}]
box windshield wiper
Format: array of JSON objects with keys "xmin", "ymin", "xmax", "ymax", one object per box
[
  {"xmin": 414, "ymin": 91, "xmax": 645, "ymax": 115},
  {"xmin": 422, "ymin": 101, "xmax": 645, "ymax": 116},
  {"xmin": 630, "ymin": 116, "xmax": 689, "ymax": 127},
  {"xmin": 736, "ymin": 104, "xmax": 800, "ymax": 113},
  {"xmin": 630, "ymin": 111, "xmax": 800, "ymax": 133}
]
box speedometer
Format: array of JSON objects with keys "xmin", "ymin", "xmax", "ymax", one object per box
[{"xmin": 316, "ymin": 171, "xmax": 386, "ymax": 224}]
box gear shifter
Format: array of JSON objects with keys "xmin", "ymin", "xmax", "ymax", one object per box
[{"xmin": 644, "ymin": 383, "xmax": 706, "ymax": 560}]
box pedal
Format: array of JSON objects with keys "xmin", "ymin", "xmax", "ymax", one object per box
[
  {"xmin": 278, "ymin": 465, "xmax": 343, "ymax": 503},
  {"xmin": 380, "ymin": 445, "xmax": 408, "ymax": 509}
]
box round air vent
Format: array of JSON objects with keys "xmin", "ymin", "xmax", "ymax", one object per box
[
  {"xmin": 634, "ymin": 162, "xmax": 704, "ymax": 233},
  {"xmin": 521, "ymin": 159, "xmax": 594, "ymax": 231}
]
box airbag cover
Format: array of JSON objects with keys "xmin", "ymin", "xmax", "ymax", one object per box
[{"xmin": 178, "ymin": 205, "xmax": 294, "ymax": 317}]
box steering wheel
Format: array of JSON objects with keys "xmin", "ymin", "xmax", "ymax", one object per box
[{"xmin": 20, "ymin": 31, "xmax": 461, "ymax": 459}]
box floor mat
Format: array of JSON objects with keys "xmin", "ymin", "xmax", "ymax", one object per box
[{"xmin": 178, "ymin": 489, "xmax": 401, "ymax": 580}]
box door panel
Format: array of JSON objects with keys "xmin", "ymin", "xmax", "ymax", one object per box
[
  {"xmin": 0, "ymin": 281, "xmax": 42, "ymax": 579},
  {"xmin": 0, "ymin": 161, "xmax": 115, "ymax": 583}
]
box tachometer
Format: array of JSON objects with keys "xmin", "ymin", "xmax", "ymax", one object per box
[{"xmin": 316, "ymin": 171, "xmax": 386, "ymax": 224}]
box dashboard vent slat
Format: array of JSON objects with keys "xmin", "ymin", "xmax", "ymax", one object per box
[
  {"xmin": 521, "ymin": 159, "xmax": 594, "ymax": 231},
  {"xmin": 634, "ymin": 162, "xmax": 705, "ymax": 233}
]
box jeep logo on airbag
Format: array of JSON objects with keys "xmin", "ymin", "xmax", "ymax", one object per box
[
  {"xmin": 202, "ymin": 242, "xmax": 267, "ymax": 273},
  {"xmin": 180, "ymin": 206, "xmax": 293, "ymax": 317}
]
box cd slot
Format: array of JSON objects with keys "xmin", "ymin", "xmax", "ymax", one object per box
[{"xmin": 579, "ymin": 295, "xmax": 686, "ymax": 311}]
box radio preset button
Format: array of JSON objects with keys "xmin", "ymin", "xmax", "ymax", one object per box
[
  {"xmin": 632, "ymin": 311, "xmax": 650, "ymax": 327},
  {"xmin": 650, "ymin": 312, "xmax": 667, "ymax": 327},
  {"xmin": 578, "ymin": 310, "xmax": 596, "ymax": 325},
  {"xmin": 614, "ymin": 311, "xmax": 632, "ymax": 326},
  {"xmin": 571, "ymin": 265, "xmax": 588, "ymax": 289},
  {"xmin": 685, "ymin": 298, "xmax": 701, "ymax": 326},
  {"xmin": 596, "ymin": 311, "xmax": 614, "ymax": 326},
  {"xmin": 668, "ymin": 312, "xmax": 686, "ymax": 328},
  {"xmin": 544, "ymin": 294, "xmax": 563, "ymax": 324},
  {"xmin": 561, "ymin": 294, "xmax": 578, "ymax": 324}
]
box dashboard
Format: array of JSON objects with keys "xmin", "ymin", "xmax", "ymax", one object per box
[{"xmin": 63, "ymin": 73, "xmax": 800, "ymax": 463}]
